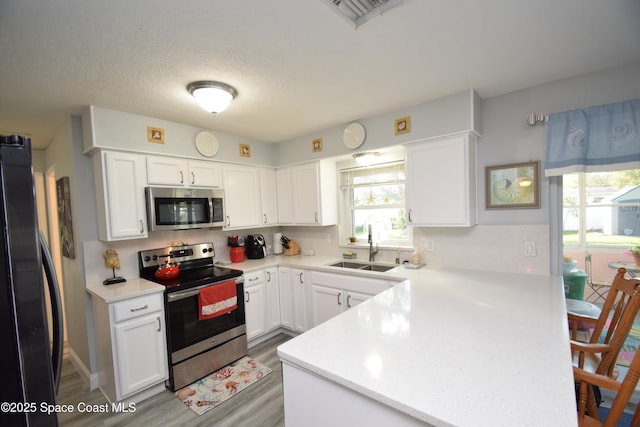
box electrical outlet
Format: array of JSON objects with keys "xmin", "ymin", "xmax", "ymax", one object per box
[
  {"xmin": 423, "ymin": 240, "xmax": 435, "ymax": 251},
  {"xmin": 524, "ymin": 241, "xmax": 537, "ymax": 257}
]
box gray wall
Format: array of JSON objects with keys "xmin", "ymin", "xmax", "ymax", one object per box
[{"xmin": 33, "ymin": 60, "xmax": 640, "ymax": 388}]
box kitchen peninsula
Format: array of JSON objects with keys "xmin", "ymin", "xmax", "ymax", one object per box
[{"xmin": 275, "ymin": 266, "xmax": 576, "ymax": 427}]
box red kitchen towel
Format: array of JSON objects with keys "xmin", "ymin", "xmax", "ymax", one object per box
[{"xmin": 198, "ymin": 280, "xmax": 238, "ymax": 321}]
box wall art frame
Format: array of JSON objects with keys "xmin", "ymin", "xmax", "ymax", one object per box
[
  {"xmin": 147, "ymin": 126, "xmax": 165, "ymax": 143},
  {"xmin": 312, "ymin": 138, "xmax": 323, "ymax": 152},
  {"xmin": 394, "ymin": 116, "xmax": 411, "ymax": 135},
  {"xmin": 485, "ymin": 160, "xmax": 540, "ymax": 209}
]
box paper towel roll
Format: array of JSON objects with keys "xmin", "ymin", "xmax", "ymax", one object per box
[{"xmin": 273, "ymin": 232, "xmax": 283, "ymax": 254}]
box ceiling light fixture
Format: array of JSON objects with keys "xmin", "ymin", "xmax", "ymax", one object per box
[
  {"xmin": 187, "ymin": 81, "xmax": 237, "ymax": 115},
  {"xmin": 353, "ymin": 151, "xmax": 380, "ymax": 166}
]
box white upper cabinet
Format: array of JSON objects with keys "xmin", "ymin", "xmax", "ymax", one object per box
[
  {"xmin": 276, "ymin": 168, "xmax": 293, "ymax": 224},
  {"xmin": 222, "ymin": 164, "xmax": 263, "ymax": 229},
  {"xmin": 93, "ymin": 151, "xmax": 148, "ymax": 241},
  {"xmin": 146, "ymin": 156, "xmax": 221, "ymax": 188},
  {"xmin": 405, "ymin": 133, "xmax": 478, "ymax": 227},
  {"xmin": 187, "ymin": 160, "xmax": 222, "ymax": 188},
  {"xmin": 259, "ymin": 167, "xmax": 278, "ymax": 226},
  {"xmin": 276, "ymin": 160, "xmax": 337, "ymax": 226}
]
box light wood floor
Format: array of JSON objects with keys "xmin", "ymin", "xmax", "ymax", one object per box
[{"xmin": 57, "ymin": 333, "xmax": 292, "ymax": 427}]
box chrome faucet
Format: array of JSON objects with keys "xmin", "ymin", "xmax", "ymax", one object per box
[{"xmin": 368, "ymin": 224, "xmax": 378, "ymax": 262}]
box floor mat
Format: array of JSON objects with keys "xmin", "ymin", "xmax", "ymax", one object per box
[{"xmin": 175, "ymin": 356, "xmax": 273, "ymax": 416}]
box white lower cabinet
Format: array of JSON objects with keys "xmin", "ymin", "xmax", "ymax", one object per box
[
  {"xmin": 244, "ymin": 270, "xmax": 266, "ymax": 340},
  {"xmin": 92, "ymin": 292, "xmax": 168, "ymax": 404},
  {"xmin": 310, "ymin": 271, "xmax": 392, "ymax": 327},
  {"xmin": 265, "ymin": 267, "xmax": 281, "ymax": 331},
  {"xmin": 278, "ymin": 267, "xmax": 308, "ymax": 333}
]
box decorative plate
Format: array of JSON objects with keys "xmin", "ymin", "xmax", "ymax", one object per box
[
  {"xmin": 195, "ymin": 131, "xmax": 219, "ymax": 157},
  {"xmin": 343, "ymin": 122, "xmax": 366, "ymax": 149}
]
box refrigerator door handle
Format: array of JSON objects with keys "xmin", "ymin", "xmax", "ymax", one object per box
[{"xmin": 39, "ymin": 229, "xmax": 64, "ymax": 394}]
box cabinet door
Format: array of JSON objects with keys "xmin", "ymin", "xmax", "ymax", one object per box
[
  {"xmin": 146, "ymin": 156, "xmax": 187, "ymax": 186},
  {"xmin": 188, "ymin": 160, "xmax": 222, "ymax": 188},
  {"xmin": 291, "ymin": 163, "xmax": 320, "ymax": 224},
  {"xmin": 311, "ymin": 284, "xmax": 343, "ymax": 327},
  {"xmin": 244, "ymin": 282, "xmax": 266, "ymax": 340},
  {"xmin": 102, "ymin": 152, "xmax": 147, "ymax": 240},
  {"xmin": 260, "ymin": 168, "xmax": 278, "ymax": 226},
  {"xmin": 291, "ymin": 268, "xmax": 307, "ymax": 332},
  {"xmin": 346, "ymin": 291, "xmax": 371, "ymax": 309},
  {"xmin": 265, "ymin": 267, "xmax": 281, "ymax": 331},
  {"xmin": 276, "ymin": 168, "xmax": 293, "ymax": 224},
  {"xmin": 278, "ymin": 267, "xmax": 294, "ymax": 329},
  {"xmin": 222, "ymin": 164, "xmax": 262, "ymax": 228},
  {"xmin": 405, "ymin": 134, "xmax": 477, "ymax": 226},
  {"xmin": 113, "ymin": 312, "xmax": 168, "ymax": 399}
]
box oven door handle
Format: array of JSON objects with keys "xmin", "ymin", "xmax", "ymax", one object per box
[{"xmin": 166, "ymin": 278, "xmax": 243, "ymax": 303}]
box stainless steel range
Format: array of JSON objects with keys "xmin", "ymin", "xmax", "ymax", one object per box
[{"xmin": 138, "ymin": 242, "xmax": 246, "ymax": 391}]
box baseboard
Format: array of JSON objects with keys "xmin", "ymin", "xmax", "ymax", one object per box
[
  {"xmin": 248, "ymin": 328, "xmax": 298, "ymax": 349},
  {"xmin": 67, "ymin": 346, "xmax": 99, "ymax": 391}
]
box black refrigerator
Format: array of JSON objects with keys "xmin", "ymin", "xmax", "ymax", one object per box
[{"xmin": 0, "ymin": 135, "xmax": 64, "ymax": 426}]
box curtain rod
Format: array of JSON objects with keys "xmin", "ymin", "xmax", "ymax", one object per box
[{"xmin": 527, "ymin": 113, "xmax": 548, "ymax": 126}]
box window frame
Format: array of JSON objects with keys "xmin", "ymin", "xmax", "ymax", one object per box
[
  {"xmin": 562, "ymin": 170, "xmax": 640, "ymax": 252},
  {"xmin": 338, "ymin": 161, "xmax": 411, "ymax": 248}
]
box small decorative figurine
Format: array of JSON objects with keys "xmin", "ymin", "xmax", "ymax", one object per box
[{"xmin": 103, "ymin": 248, "xmax": 126, "ymax": 285}]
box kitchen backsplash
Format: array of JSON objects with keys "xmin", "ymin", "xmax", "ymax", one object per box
[{"xmin": 83, "ymin": 224, "xmax": 550, "ymax": 288}]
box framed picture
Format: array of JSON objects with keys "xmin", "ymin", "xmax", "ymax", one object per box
[
  {"xmin": 485, "ymin": 161, "xmax": 540, "ymax": 209},
  {"xmin": 147, "ymin": 126, "xmax": 165, "ymax": 144},
  {"xmin": 239, "ymin": 144, "xmax": 251, "ymax": 157},
  {"xmin": 312, "ymin": 138, "xmax": 322, "ymax": 152},
  {"xmin": 394, "ymin": 116, "xmax": 411, "ymax": 135},
  {"xmin": 56, "ymin": 176, "xmax": 76, "ymax": 259}
]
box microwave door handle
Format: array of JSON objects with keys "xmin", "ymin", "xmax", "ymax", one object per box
[{"xmin": 209, "ymin": 198, "xmax": 215, "ymax": 225}]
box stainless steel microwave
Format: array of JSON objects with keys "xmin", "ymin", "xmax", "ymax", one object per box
[{"xmin": 145, "ymin": 187, "xmax": 224, "ymax": 231}]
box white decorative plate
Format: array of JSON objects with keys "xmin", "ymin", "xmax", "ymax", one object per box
[
  {"xmin": 195, "ymin": 131, "xmax": 219, "ymax": 157},
  {"xmin": 343, "ymin": 122, "xmax": 366, "ymax": 149}
]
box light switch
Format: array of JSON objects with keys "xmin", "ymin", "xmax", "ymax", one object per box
[{"xmin": 524, "ymin": 242, "xmax": 537, "ymax": 257}]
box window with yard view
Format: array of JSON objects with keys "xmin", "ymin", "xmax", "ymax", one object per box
[
  {"xmin": 563, "ymin": 169, "xmax": 640, "ymax": 249},
  {"xmin": 340, "ymin": 162, "xmax": 408, "ymax": 246}
]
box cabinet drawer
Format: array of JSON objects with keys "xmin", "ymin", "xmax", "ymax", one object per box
[
  {"xmin": 112, "ymin": 293, "xmax": 163, "ymax": 323},
  {"xmin": 244, "ymin": 270, "xmax": 265, "ymax": 287}
]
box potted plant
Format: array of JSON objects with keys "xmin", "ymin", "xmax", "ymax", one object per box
[{"xmin": 629, "ymin": 246, "xmax": 640, "ymax": 266}]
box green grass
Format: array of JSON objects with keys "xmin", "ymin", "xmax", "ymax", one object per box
[{"xmin": 563, "ymin": 230, "xmax": 640, "ymax": 246}]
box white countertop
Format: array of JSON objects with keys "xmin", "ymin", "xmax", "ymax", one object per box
[
  {"xmin": 87, "ymin": 277, "xmax": 164, "ymax": 303},
  {"xmin": 277, "ymin": 267, "xmax": 576, "ymax": 427},
  {"xmin": 84, "ymin": 253, "xmax": 576, "ymax": 426}
]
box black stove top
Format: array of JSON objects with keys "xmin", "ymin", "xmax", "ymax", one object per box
[{"xmin": 138, "ymin": 242, "xmax": 242, "ymax": 293}]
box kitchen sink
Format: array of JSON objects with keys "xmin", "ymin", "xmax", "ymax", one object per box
[
  {"xmin": 328, "ymin": 261, "xmax": 396, "ymax": 272},
  {"xmin": 359, "ymin": 264, "xmax": 396, "ymax": 272}
]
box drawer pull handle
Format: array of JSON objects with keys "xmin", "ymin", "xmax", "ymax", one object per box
[
  {"xmin": 157, "ymin": 316, "xmax": 161, "ymax": 332},
  {"xmin": 191, "ymin": 172, "xmax": 195, "ymax": 185},
  {"xmin": 347, "ymin": 295, "xmax": 352, "ymax": 308},
  {"xmin": 266, "ymin": 271, "xmax": 271, "ymax": 281},
  {"xmin": 179, "ymin": 171, "xmax": 184, "ymax": 184},
  {"xmin": 130, "ymin": 304, "xmax": 149, "ymax": 312},
  {"xmin": 337, "ymin": 292, "xmax": 342, "ymax": 306}
]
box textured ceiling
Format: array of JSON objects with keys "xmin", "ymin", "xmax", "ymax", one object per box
[{"xmin": 1, "ymin": 0, "xmax": 639, "ymax": 149}]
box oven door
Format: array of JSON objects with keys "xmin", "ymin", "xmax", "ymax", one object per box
[{"xmin": 165, "ymin": 279, "xmax": 245, "ymax": 357}]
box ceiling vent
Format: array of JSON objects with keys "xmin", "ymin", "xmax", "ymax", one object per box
[{"xmin": 325, "ymin": 0, "xmax": 404, "ymax": 28}]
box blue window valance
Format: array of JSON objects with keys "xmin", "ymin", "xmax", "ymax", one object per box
[{"xmin": 545, "ymin": 99, "xmax": 640, "ymax": 176}]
